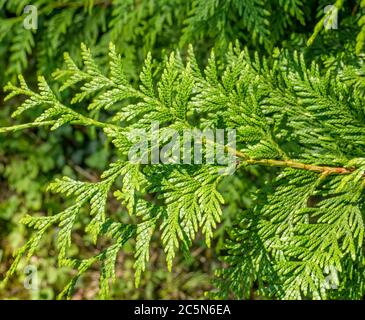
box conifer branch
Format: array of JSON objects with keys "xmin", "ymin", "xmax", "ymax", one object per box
[{"xmin": 1, "ymin": 41, "xmax": 365, "ymax": 300}]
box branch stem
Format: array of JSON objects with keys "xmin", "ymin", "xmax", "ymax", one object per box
[
  {"xmin": 194, "ymin": 132, "xmax": 353, "ymax": 176},
  {"xmin": 0, "ymin": 119, "xmax": 356, "ymax": 177},
  {"xmin": 243, "ymin": 158, "xmax": 353, "ymax": 175}
]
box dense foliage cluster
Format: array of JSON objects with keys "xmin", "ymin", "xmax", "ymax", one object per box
[{"xmin": 1, "ymin": 0, "xmax": 365, "ymax": 300}]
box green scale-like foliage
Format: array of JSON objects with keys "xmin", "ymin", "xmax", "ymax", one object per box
[
  {"xmin": 1, "ymin": 41, "xmax": 365, "ymax": 299},
  {"xmin": 2, "ymin": 0, "xmax": 364, "ymax": 85}
]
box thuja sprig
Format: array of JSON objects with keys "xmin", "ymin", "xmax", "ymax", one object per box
[{"xmin": 1, "ymin": 43, "xmax": 365, "ymax": 299}]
